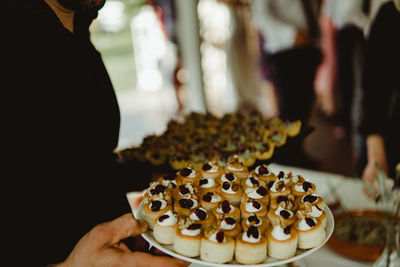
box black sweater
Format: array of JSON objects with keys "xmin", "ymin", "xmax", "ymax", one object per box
[{"xmin": 5, "ymin": 1, "xmax": 132, "ymax": 265}]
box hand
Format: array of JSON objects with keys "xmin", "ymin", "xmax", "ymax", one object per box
[{"xmin": 54, "ymin": 214, "xmax": 189, "ymax": 267}]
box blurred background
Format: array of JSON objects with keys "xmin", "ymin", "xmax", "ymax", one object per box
[{"xmin": 90, "ymin": 0, "xmax": 389, "ymax": 177}]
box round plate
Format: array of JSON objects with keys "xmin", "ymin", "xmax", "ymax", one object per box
[{"xmin": 135, "ymin": 202, "xmax": 334, "ymax": 266}]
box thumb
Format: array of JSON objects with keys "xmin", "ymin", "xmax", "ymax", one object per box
[{"xmin": 96, "ymin": 213, "xmax": 147, "ymax": 247}]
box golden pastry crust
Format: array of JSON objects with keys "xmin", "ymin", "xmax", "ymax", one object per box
[
  {"xmin": 268, "ymin": 180, "xmax": 291, "ymax": 199},
  {"xmin": 270, "ymin": 194, "xmax": 298, "ymax": 211},
  {"xmin": 224, "ymin": 155, "xmax": 248, "ymax": 179},
  {"xmin": 235, "ymin": 235, "xmax": 267, "ymax": 264},
  {"xmin": 199, "ymin": 191, "xmax": 223, "ymax": 212},
  {"xmin": 240, "ymin": 174, "xmax": 266, "ymax": 191},
  {"xmin": 173, "ymin": 227, "xmax": 202, "ymax": 257},
  {"xmin": 200, "ymin": 234, "xmax": 235, "ymax": 264},
  {"xmin": 217, "ymin": 217, "xmax": 242, "ymax": 238},
  {"xmin": 241, "ymin": 215, "xmax": 269, "ymax": 234},
  {"xmin": 212, "ymin": 200, "xmax": 241, "ymax": 221},
  {"xmin": 267, "ymin": 225, "xmax": 298, "ymax": 260},
  {"xmin": 172, "ymin": 183, "xmax": 198, "ymax": 201},
  {"xmin": 142, "ymin": 200, "xmax": 172, "ymax": 229},
  {"xmin": 240, "ymin": 199, "xmax": 268, "ymax": 219},
  {"xmin": 295, "ymin": 216, "xmax": 325, "ymax": 249},
  {"xmin": 217, "ymin": 182, "xmax": 242, "ymax": 206},
  {"xmin": 290, "ymin": 175, "xmax": 316, "ymax": 198},
  {"xmin": 153, "ymin": 213, "xmax": 178, "ymax": 245},
  {"xmin": 189, "ymin": 208, "xmax": 216, "ymax": 230},
  {"xmin": 200, "ymin": 161, "xmax": 224, "ymax": 179},
  {"xmin": 251, "ymin": 164, "xmax": 275, "ymax": 183}
]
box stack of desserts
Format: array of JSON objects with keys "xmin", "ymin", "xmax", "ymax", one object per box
[{"xmin": 141, "ymin": 155, "xmax": 327, "ymax": 264}]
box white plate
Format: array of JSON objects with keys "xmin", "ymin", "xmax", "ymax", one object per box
[{"xmin": 135, "ymin": 202, "xmax": 334, "ymax": 266}]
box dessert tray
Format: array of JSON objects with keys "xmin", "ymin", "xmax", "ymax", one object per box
[{"xmin": 135, "ymin": 202, "xmax": 334, "ymax": 266}]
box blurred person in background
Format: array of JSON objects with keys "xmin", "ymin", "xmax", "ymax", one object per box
[
  {"xmin": 359, "ymin": 0, "xmax": 400, "ymax": 186},
  {"xmin": 4, "ymin": 0, "xmax": 188, "ymax": 266},
  {"xmin": 251, "ymin": 0, "xmax": 323, "ymax": 168}
]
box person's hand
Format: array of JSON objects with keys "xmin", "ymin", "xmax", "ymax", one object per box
[
  {"xmin": 362, "ymin": 134, "xmax": 389, "ymax": 198},
  {"xmin": 54, "ymin": 213, "xmax": 189, "ymax": 267}
]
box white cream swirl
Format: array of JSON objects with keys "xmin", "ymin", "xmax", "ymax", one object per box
[
  {"xmin": 199, "ymin": 178, "xmax": 216, "ymax": 188},
  {"xmin": 242, "ymin": 230, "xmax": 261, "ymax": 243},
  {"xmin": 181, "ymin": 227, "xmax": 201, "ymax": 236},
  {"xmin": 245, "ymin": 188, "xmax": 263, "ymax": 199},
  {"xmin": 227, "ymin": 164, "xmax": 244, "ymax": 171},
  {"xmin": 297, "ymin": 218, "xmax": 317, "ymax": 231},
  {"xmin": 204, "ymin": 162, "xmax": 219, "ymax": 173},
  {"xmin": 157, "ymin": 210, "xmax": 178, "ymax": 226},
  {"xmin": 220, "ymin": 173, "xmax": 237, "ymax": 182},
  {"xmin": 189, "ymin": 208, "xmax": 208, "ymax": 221},
  {"xmin": 307, "ymin": 205, "xmax": 323, "ymax": 218},
  {"xmin": 271, "ymin": 225, "xmax": 290, "ymax": 241},
  {"xmin": 208, "ymin": 231, "xmax": 226, "ymax": 243},
  {"xmin": 274, "ymin": 206, "xmax": 294, "ymax": 218},
  {"xmin": 245, "ymin": 201, "xmax": 262, "ymax": 213},
  {"xmin": 221, "ymin": 184, "xmax": 238, "ymax": 194},
  {"xmin": 219, "ymin": 219, "xmax": 236, "ymax": 230}
]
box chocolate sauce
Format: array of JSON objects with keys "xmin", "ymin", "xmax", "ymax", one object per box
[
  {"xmin": 305, "ymin": 218, "xmax": 316, "ymax": 227},
  {"xmin": 179, "ymin": 198, "xmax": 194, "ymax": 209},
  {"xmin": 256, "ymin": 186, "xmax": 268, "ymax": 196},
  {"xmin": 216, "ymin": 231, "xmax": 225, "ymax": 243},
  {"xmin": 279, "ymin": 209, "xmax": 291, "ymax": 219},
  {"xmin": 179, "ymin": 185, "xmax": 189, "ymax": 195},
  {"xmin": 199, "ymin": 179, "xmax": 208, "ymax": 186},
  {"xmin": 180, "ymin": 168, "xmax": 192, "ymax": 177},
  {"xmin": 150, "ymin": 200, "xmax": 162, "ymax": 212},
  {"xmin": 246, "ymin": 226, "xmax": 259, "ymax": 239},
  {"xmin": 158, "ymin": 214, "xmax": 169, "ymax": 222},
  {"xmin": 193, "ymin": 208, "xmax": 207, "ymax": 220},
  {"xmin": 202, "ymin": 163, "xmax": 212, "ymax": 171}
]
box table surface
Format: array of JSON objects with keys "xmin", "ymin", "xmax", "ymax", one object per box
[{"xmin": 127, "ymin": 163, "xmax": 377, "ymax": 267}]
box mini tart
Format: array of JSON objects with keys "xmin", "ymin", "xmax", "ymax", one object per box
[
  {"xmin": 282, "ymin": 119, "xmax": 302, "ymax": 137},
  {"xmin": 169, "ymin": 158, "xmax": 187, "ymax": 170},
  {"xmin": 241, "ymin": 215, "xmax": 269, "ymax": 234},
  {"xmin": 240, "ymin": 199, "xmax": 267, "ymax": 219},
  {"xmin": 173, "ymin": 223, "xmax": 202, "ymax": 258},
  {"xmin": 267, "ymin": 206, "xmax": 297, "ymax": 227},
  {"xmin": 241, "ymin": 186, "xmax": 269, "ymax": 206},
  {"xmin": 224, "ymin": 155, "xmax": 248, "ymax": 179},
  {"xmin": 143, "ymin": 182, "xmax": 172, "ymax": 205},
  {"xmin": 200, "ymin": 191, "xmax": 223, "ymax": 211},
  {"xmin": 305, "ymin": 204, "xmax": 327, "ymax": 228},
  {"xmin": 217, "ymin": 181, "xmax": 242, "ymax": 206},
  {"xmin": 200, "ymin": 161, "xmax": 223, "ymax": 179},
  {"xmin": 197, "ymin": 177, "xmax": 219, "ymax": 193},
  {"xmin": 218, "ymin": 217, "xmax": 242, "ymax": 238},
  {"xmin": 176, "ymin": 166, "xmax": 201, "ymax": 184},
  {"xmin": 267, "ymin": 225, "xmax": 298, "ymax": 260},
  {"xmin": 295, "ymin": 217, "xmax": 325, "ymax": 249},
  {"xmin": 265, "ymin": 129, "xmax": 287, "ymax": 148},
  {"xmin": 268, "ymin": 180, "xmax": 291, "ymax": 200},
  {"xmin": 235, "ymin": 226, "xmax": 267, "ymax": 264},
  {"xmin": 270, "ymin": 194, "xmax": 298, "ymax": 211},
  {"xmin": 142, "ymin": 199, "xmax": 172, "ymax": 229},
  {"xmin": 251, "ymin": 164, "xmax": 275, "ymax": 183},
  {"xmin": 157, "ymin": 174, "xmax": 178, "ymax": 189},
  {"xmin": 254, "ymin": 140, "xmax": 275, "ymax": 160},
  {"xmin": 296, "ymin": 193, "xmax": 324, "ymax": 211},
  {"xmin": 291, "ymin": 180, "xmax": 317, "ymax": 198},
  {"xmin": 153, "ymin": 210, "xmax": 178, "ymax": 245},
  {"xmin": 237, "ymin": 152, "xmax": 256, "ymax": 167},
  {"xmin": 200, "ymin": 230, "xmax": 235, "ymax": 264},
  {"xmin": 241, "ymin": 174, "xmax": 266, "ymax": 191},
  {"xmin": 212, "ymin": 200, "xmax": 241, "ymax": 221},
  {"xmin": 275, "ymin": 170, "xmax": 294, "ymax": 187},
  {"xmin": 218, "ymin": 172, "xmax": 239, "ymax": 184},
  {"xmin": 172, "ymin": 183, "xmax": 197, "ymax": 201},
  {"xmin": 173, "ymin": 197, "xmax": 199, "ymax": 216},
  {"xmin": 189, "ymin": 207, "xmax": 216, "ymax": 230}
]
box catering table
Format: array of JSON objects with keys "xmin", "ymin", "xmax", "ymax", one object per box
[{"xmin": 127, "ymin": 163, "xmax": 377, "ymax": 267}]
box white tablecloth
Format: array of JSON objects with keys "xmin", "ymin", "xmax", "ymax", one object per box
[{"xmin": 127, "ymin": 163, "xmax": 378, "ymax": 267}]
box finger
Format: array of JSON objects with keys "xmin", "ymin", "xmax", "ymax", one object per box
[
  {"xmin": 94, "ymin": 213, "xmax": 147, "ymax": 247},
  {"xmin": 126, "ymin": 251, "xmax": 190, "ymax": 267}
]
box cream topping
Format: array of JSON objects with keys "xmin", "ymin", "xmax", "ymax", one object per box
[
  {"xmin": 294, "ymin": 184, "xmax": 307, "ymax": 192},
  {"xmin": 307, "ymin": 205, "xmax": 323, "ymax": 218},
  {"xmin": 275, "ymin": 206, "xmax": 294, "ymax": 218},
  {"xmin": 271, "ymin": 225, "xmax": 290, "ymax": 241},
  {"xmin": 219, "ymin": 219, "xmax": 236, "ymax": 230},
  {"xmin": 298, "ymin": 218, "xmax": 317, "ymax": 231},
  {"xmin": 242, "ymin": 230, "xmax": 261, "ymax": 243},
  {"xmin": 216, "ymin": 203, "xmax": 235, "ymax": 213},
  {"xmin": 209, "ymin": 231, "xmax": 227, "ymax": 243},
  {"xmin": 181, "ymin": 227, "xmax": 201, "ymax": 236},
  {"xmin": 208, "ymin": 193, "xmax": 222, "ymax": 203},
  {"xmin": 204, "ymin": 161, "xmax": 219, "ymax": 173},
  {"xmin": 190, "ymin": 208, "xmax": 208, "ymax": 221},
  {"xmin": 157, "ymin": 210, "xmax": 178, "ymax": 226},
  {"xmin": 199, "ymin": 178, "xmax": 216, "ymax": 188},
  {"xmin": 150, "ymin": 199, "xmax": 167, "ymax": 211},
  {"xmin": 227, "ymin": 164, "xmax": 244, "ymax": 171},
  {"xmin": 220, "ymin": 173, "xmax": 237, "ymax": 182},
  {"xmin": 162, "ymin": 179, "xmax": 177, "ymax": 187},
  {"xmin": 245, "ymin": 201, "xmax": 262, "ymax": 213},
  {"xmin": 245, "ymin": 188, "xmax": 263, "ymax": 199}
]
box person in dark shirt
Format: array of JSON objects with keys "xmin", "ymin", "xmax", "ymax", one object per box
[
  {"xmin": 4, "ymin": 0, "xmax": 187, "ymax": 266},
  {"xmin": 359, "ymin": 1, "xmax": 400, "ymax": 185}
]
